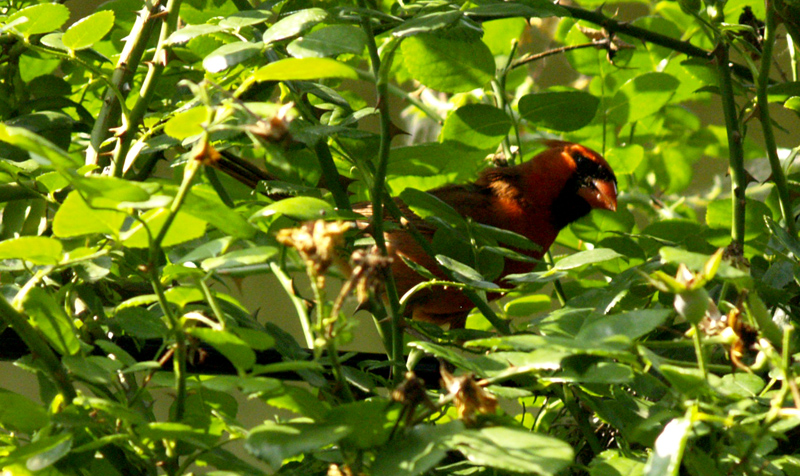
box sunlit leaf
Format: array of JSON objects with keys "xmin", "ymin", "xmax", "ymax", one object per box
[
  {"xmin": 401, "ymin": 34, "xmax": 494, "ymax": 93},
  {"xmin": 62, "ymin": 10, "xmax": 115, "ymax": 51},
  {"xmin": 8, "ymin": 4, "xmax": 70, "ymax": 38},
  {"xmin": 254, "ymin": 58, "xmax": 358, "ymax": 81}
]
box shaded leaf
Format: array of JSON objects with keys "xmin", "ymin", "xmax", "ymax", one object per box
[
  {"xmin": 519, "ymin": 90, "xmax": 599, "ymax": 131},
  {"xmin": 440, "ymin": 104, "xmax": 511, "ymax": 150},
  {"xmin": 262, "ymin": 8, "xmax": 328, "ymax": 44}
]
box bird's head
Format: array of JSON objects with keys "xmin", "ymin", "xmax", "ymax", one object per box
[{"xmin": 519, "ymin": 141, "xmax": 618, "ymax": 230}]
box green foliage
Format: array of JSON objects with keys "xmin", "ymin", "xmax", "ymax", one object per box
[{"xmin": 0, "ymin": 0, "xmax": 799, "ymax": 475}]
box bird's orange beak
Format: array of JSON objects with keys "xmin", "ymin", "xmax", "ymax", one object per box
[{"xmin": 578, "ymin": 179, "xmax": 618, "ymax": 212}]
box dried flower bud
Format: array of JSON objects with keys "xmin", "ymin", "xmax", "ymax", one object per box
[
  {"xmin": 276, "ymin": 220, "xmax": 351, "ymax": 279},
  {"xmin": 441, "ymin": 368, "xmax": 497, "ymax": 424}
]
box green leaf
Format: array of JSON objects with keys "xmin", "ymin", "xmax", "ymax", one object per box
[
  {"xmin": 401, "ymin": 34, "xmax": 494, "ymax": 93},
  {"xmin": 519, "ymin": 89, "xmax": 599, "ymax": 131},
  {"xmin": 644, "ymin": 417, "xmax": 692, "ymax": 476},
  {"xmin": 166, "ymin": 24, "xmax": 225, "ymax": 44},
  {"xmin": 658, "ymin": 365, "xmax": 710, "ymax": 397},
  {"xmin": 0, "ymin": 236, "xmax": 62, "ymax": 265},
  {"xmin": 504, "ymin": 295, "xmax": 551, "ymax": 316},
  {"xmin": 201, "ymin": 246, "xmax": 279, "ymax": 270},
  {"xmin": 232, "ymin": 327, "xmax": 275, "ymax": 351},
  {"xmin": 219, "ymin": 9, "xmax": 272, "ymax": 29},
  {"xmin": 262, "ymin": 8, "xmax": 328, "ymax": 44},
  {"xmin": 590, "ymin": 450, "xmax": 646, "ymax": 476},
  {"xmin": 72, "ymin": 175, "xmax": 153, "ymax": 203},
  {"xmin": 605, "ymin": 145, "xmax": 645, "ymax": 175},
  {"xmin": 436, "ymin": 255, "xmax": 502, "ymax": 290},
  {"xmin": 254, "ymin": 57, "xmax": 358, "ymax": 81},
  {"xmin": 182, "ymin": 184, "xmax": 256, "ymax": 238},
  {"xmin": 658, "ymin": 247, "xmax": 749, "ymax": 283},
  {"xmin": 287, "ymin": 25, "xmax": 367, "ymax": 58},
  {"xmin": 188, "ymin": 327, "xmax": 257, "ymax": 371},
  {"xmin": 386, "ymin": 142, "xmax": 486, "ymax": 191},
  {"xmin": 440, "ymin": 104, "xmax": 511, "ymax": 150},
  {"xmin": 766, "ymin": 82, "xmax": 800, "ymax": 103},
  {"xmin": 325, "ymin": 400, "xmax": 394, "ymax": 449},
  {"xmin": 122, "ymin": 208, "xmax": 207, "ymax": 248},
  {"xmin": 705, "ymin": 198, "xmax": 771, "ymax": 243},
  {"xmin": 410, "ymin": 341, "xmax": 486, "ymax": 374},
  {"xmin": 400, "ymin": 188, "xmax": 468, "ymax": 229},
  {"xmin": 0, "ymin": 123, "xmax": 77, "ymax": 169},
  {"xmin": 0, "ymin": 391, "xmax": 50, "ymax": 434},
  {"xmin": 390, "ymin": 11, "xmax": 464, "ymax": 38},
  {"xmin": 606, "ymin": 72, "xmax": 680, "ymax": 124},
  {"xmin": 62, "ymin": 10, "xmax": 115, "ymax": 51},
  {"xmin": 466, "ymin": 0, "xmax": 568, "ymax": 18},
  {"xmin": 21, "ymin": 287, "xmax": 81, "ymax": 356},
  {"xmin": 53, "ymin": 191, "xmax": 127, "ymax": 238},
  {"xmin": 1, "ymin": 433, "xmax": 72, "ymax": 471},
  {"xmin": 164, "ymin": 106, "xmax": 207, "ymax": 140},
  {"xmin": 114, "ymin": 307, "xmax": 169, "ymax": 339},
  {"xmin": 246, "ymin": 422, "xmax": 351, "ymax": 470},
  {"xmin": 555, "ymin": 248, "xmax": 624, "ymax": 270},
  {"xmin": 372, "ymin": 421, "xmax": 465, "ymax": 476},
  {"xmin": 204, "ymin": 41, "xmax": 262, "ymax": 73},
  {"xmin": 265, "ymin": 385, "xmax": 330, "ymax": 420},
  {"xmin": 482, "ymin": 17, "xmax": 527, "ymax": 55},
  {"xmin": 8, "ymin": 4, "xmax": 70, "ymax": 38},
  {"xmin": 447, "ymin": 427, "xmax": 574, "ymax": 475},
  {"xmin": 139, "ymin": 422, "xmax": 219, "ymax": 448},
  {"xmin": 254, "ymin": 196, "xmax": 335, "ymax": 221},
  {"xmin": 785, "ymin": 96, "xmax": 800, "ymax": 111},
  {"xmin": 576, "ymin": 309, "xmax": 671, "ymax": 342}
]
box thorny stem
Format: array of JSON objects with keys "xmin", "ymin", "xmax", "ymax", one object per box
[
  {"xmin": 87, "ymin": 1, "xmax": 161, "ymax": 172},
  {"xmin": 756, "ymin": 1, "xmax": 797, "ymax": 238},
  {"xmin": 115, "ymin": 0, "xmax": 184, "ymax": 174},
  {"xmin": 310, "ymin": 273, "xmax": 355, "ymax": 402},
  {"xmin": 715, "ymin": 42, "xmax": 747, "ymax": 250},
  {"xmin": 558, "ymin": 4, "xmax": 754, "ymax": 81},
  {"xmin": 147, "ymin": 151, "xmax": 201, "ymax": 424},
  {"xmin": 357, "ymin": 0, "xmax": 406, "ymax": 383},
  {"xmin": 510, "ymin": 41, "xmax": 610, "ymax": 70}
]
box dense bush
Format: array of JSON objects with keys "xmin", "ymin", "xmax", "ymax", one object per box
[{"xmin": 1, "ymin": 0, "xmax": 800, "ymax": 474}]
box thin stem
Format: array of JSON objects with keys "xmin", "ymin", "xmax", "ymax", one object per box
[
  {"xmin": 756, "ymin": 1, "xmax": 797, "ymax": 238},
  {"xmin": 510, "ymin": 41, "xmax": 607, "ymax": 71},
  {"xmin": 558, "ymin": 4, "xmax": 754, "ymax": 81},
  {"xmin": 357, "ymin": 0, "xmax": 406, "ymax": 382},
  {"xmin": 691, "ymin": 323, "xmax": 708, "ymax": 380},
  {"xmin": 146, "ymin": 154, "xmax": 200, "ymax": 423},
  {"xmin": 715, "ymin": 42, "xmax": 747, "ymax": 250},
  {"xmin": 545, "ymin": 251, "xmax": 567, "ymax": 306},
  {"xmin": 387, "ymin": 83, "xmax": 444, "ymax": 124},
  {"xmin": 198, "ymin": 277, "xmax": 231, "ymax": 331}
]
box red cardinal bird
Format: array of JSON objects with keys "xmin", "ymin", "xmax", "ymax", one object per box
[{"xmin": 357, "ymin": 140, "xmax": 617, "ymax": 328}]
